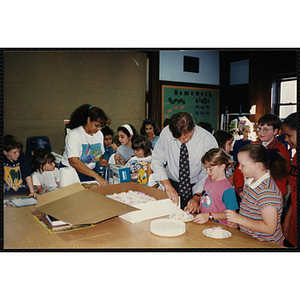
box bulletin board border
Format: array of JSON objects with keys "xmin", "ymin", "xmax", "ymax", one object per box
[{"xmin": 161, "ymin": 83, "xmax": 220, "ymax": 129}]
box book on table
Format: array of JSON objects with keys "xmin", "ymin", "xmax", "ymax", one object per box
[
  {"xmin": 45, "ymin": 214, "xmax": 72, "ymax": 227},
  {"xmin": 32, "ymin": 211, "xmax": 93, "ymax": 234},
  {"xmin": 9, "ymin": 197, "xmax": 37, "ymax": 207}
]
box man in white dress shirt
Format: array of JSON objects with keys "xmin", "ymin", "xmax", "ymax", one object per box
[{"xmin": 151, "ymin": 112, "xmax": 218, "ymax": 212}]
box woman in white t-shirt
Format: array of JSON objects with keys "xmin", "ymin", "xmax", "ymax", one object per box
[{"xmin": 61, "ymin": 104, "xmax": 109, "ymax": 186}]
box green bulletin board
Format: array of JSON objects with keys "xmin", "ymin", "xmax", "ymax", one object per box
[{"xmin": 162, "ymin": 85, "xmax": 220, "ymax": 130}]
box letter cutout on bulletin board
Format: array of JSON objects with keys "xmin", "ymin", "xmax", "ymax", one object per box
[{"xmin": 162, "ymin": 85, "xmax": 220, "ymax": 131}]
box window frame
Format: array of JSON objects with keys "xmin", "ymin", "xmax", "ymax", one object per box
[{"xmin": 271, "ymin": 77, "xmax": 297, "ymax": 119}]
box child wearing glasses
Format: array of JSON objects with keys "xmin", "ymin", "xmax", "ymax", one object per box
[
  {"xmin": 189, "ymin": 148, "xmax": 238, "ymax": 226},
  {"xmin": 233, "ymin": 113, "xmax": 291, "ymax": 200}
]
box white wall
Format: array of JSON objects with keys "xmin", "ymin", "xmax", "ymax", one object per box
[{"xmin": 159, "ymin": 51, "xmax": 219, "ymax": 85}]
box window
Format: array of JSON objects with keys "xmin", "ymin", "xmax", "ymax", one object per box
[{"xmin": 271, "ymin": 78, "xmax": 297, "ymax": 119}]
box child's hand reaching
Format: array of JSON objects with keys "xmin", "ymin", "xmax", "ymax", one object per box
[
  {"xmin": 114, "ymin": 154, "xmax": 125, "ymax": 165},
  {"xmin": 225, "ymin": 209, "xmax": 240, "ymax": 224},
  {"xmin": 29, "ymin": 191, "xmax": 39, "ymax": 199},
  {"xmin": 184, "ymin": 197, "xmax": 200, "ymax": 214},
  {"xmin": 193, "ymin": 213, "xmax": 209, "ymax": 224}
]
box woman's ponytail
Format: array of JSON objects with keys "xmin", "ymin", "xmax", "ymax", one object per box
[{"xmin": 266, "ymin": 148, "xmax": 289, "ymax": 181}]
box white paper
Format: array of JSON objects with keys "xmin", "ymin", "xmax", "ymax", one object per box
[
  {"xmin": 60, "ymin": 167, "xmax": 80, "ymax": 187},
  {"xmin": 119, "ymin": 198, "xmax": 176, "ymax": 223}
]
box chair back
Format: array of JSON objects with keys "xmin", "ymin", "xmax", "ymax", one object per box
[{"xmin": 26, "ymin": 136, "xmax": 52, "ymax": 164}]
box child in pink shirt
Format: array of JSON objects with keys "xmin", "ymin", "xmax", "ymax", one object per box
[{"xmin": 190, "ymin": 148, "xmax": 238, "ymax": 226}]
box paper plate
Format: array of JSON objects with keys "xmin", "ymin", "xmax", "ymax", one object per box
[
  {"xmin": 169, "ymin": 212, "xmax": 194, "ymax": 222},
  {"xmin": 150, "ymin": 219, "xmax": 186, "ymax": 237},
  {"xmin": 202, "ymin": 228, "xmax": 232, "ymax": 239}
]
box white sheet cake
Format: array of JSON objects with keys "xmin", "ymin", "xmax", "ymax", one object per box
[{"xmin": 106, "ymin": 190, "xmax": 156, "ymax": 206}]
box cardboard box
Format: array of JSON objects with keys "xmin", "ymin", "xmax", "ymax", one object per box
[
  {"xmin": 36, "ymin": 183, "xmax": 138, "ymax": 225},
  {"xmin": 108, "ymin": 164, "xmax": 131, "ymax": 184},
  {"xmin": 90, "ymin": 182, "xmax": 176, "ymax": 223}
]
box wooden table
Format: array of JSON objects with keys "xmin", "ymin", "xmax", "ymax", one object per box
[{"xmin": 3, "ymin": 205, "xmax": 284, "ymax": 250}]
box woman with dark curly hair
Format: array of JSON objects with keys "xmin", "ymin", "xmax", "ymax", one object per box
[
  {"xmin": 140, "ymin": 119, "xmax": 161, "ymax": 148},
  {"xmin": 61, "ymin": 104, "xmax": 109, "ymax": 185}
]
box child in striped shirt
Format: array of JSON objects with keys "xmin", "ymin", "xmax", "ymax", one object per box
[{"xmin": 225, "ymin": 143, "xmax": 289, "ymax": 245}]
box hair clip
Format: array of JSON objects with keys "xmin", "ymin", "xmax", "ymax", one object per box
[{"xmin": 89, "ymin": 106, "xmax": 93, "ymax": 110}]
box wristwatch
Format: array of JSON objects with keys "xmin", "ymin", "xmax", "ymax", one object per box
[{"xmin": 208, "ymin": 212, "xmax": 214, "ymax": 221}]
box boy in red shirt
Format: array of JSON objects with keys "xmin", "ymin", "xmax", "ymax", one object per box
[{"xmin": 233, "ymin": 114, "xmax": 291, "ymax": 200}]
